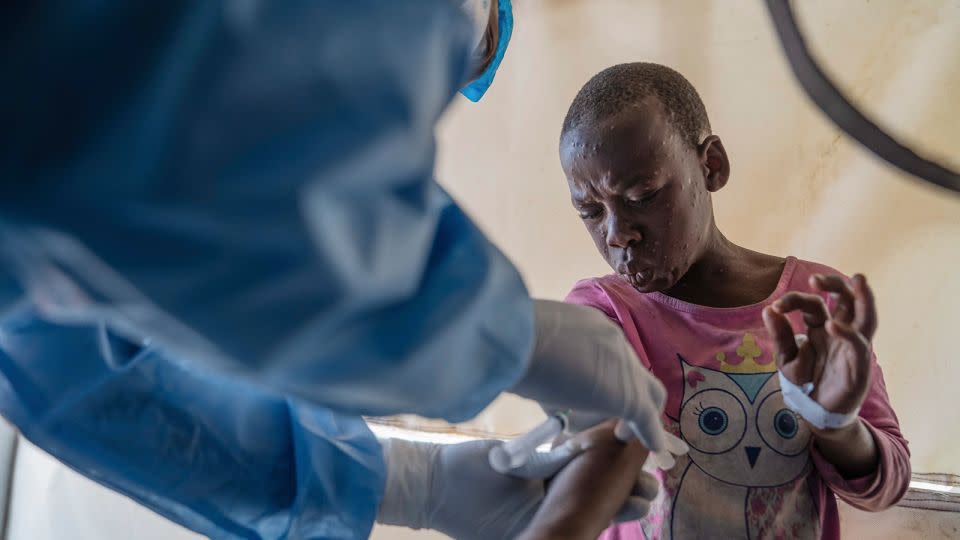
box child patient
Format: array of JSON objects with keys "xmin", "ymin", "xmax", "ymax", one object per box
[{"xmin": 558, "ymin": 63, "xmax": 911, "ymax": 539}]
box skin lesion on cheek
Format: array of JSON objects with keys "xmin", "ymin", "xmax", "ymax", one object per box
[{"xmin": 584, "ymin": 222, "xmax": 612, "ymax": 261}]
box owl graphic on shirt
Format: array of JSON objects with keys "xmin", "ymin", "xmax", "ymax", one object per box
[{"xmin": 657, "ymin": 333, "xmax": 821, "ymax": 539}]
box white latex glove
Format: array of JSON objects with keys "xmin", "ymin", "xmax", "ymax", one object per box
[
  {"xmin": 511, "ymin": 300, "xmax": 671, "ymax": 454},
  {"xmin": 376, "ymin": 438, "xmax": 657, "ymax": 539}
]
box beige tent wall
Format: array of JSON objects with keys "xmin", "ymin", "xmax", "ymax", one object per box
[{"xmin": 385, "ymin": 0, "xmax": 960, "ymax": 481}]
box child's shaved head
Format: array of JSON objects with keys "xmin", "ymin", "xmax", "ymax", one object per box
[{"xmin": 561, "ymin": 63, "xmax": 711, "ymax": 149}]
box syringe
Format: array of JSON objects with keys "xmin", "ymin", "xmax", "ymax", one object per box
[
  {"xmin": 489, "ymin": 415, "xmax": 686, "ymax": 476},
  {"xmin": 488, "ymin": 413, "xmax": 568, "ymax": 474}
]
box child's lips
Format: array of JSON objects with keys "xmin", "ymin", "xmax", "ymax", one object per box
[
  {"xmin": 619, "ymin": 267, "xmax": 655, "ymax": 289},
  {"xmin": 617, "ymin": 260, "xmax": 647, "ymax": 275}
]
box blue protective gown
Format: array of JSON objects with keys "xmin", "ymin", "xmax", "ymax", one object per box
[{"xmin": 0, "ymin": 1, "xmax": 531, "ymax": 539}]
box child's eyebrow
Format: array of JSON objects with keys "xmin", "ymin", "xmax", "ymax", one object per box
[
  {"xmin": 569, "ymin": 191, "xmax": 595, "ymax": 204},
  {"xmin": 568, "ymin": 182, "xmax": 599, "ymax": 201},
  {"xmin": 621, "ymin": 174, "xmax": 660, "ymax": 192}
]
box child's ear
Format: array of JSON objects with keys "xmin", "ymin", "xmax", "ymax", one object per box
[{"xmin": 698, "ymin": 135, "xmax": 730, "ymax": 192}]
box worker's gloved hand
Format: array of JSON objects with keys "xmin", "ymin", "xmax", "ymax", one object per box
[
  {"xmin": 376, "ymin": 438, "xmax": 562, "ymax": 539},
  {"xmin": 376, "ymin": 435, "xmax": 655, "ymax": 539},
  {"xmin": 510, "ymin": 299, "xmax": 671, "ymax": 455},
  {"xmin": 545, "ymin": 416, "xmax": 689, "ymax": 471}
]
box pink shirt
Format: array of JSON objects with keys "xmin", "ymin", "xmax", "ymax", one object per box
[{"xmin": 566, "ymin": 257, "xmax": 911, "ymax": 540}]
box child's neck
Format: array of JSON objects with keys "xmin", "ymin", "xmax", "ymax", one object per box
[{"xmin": 662, "ymin": 231, "xmax": 786, "ymax": 309}]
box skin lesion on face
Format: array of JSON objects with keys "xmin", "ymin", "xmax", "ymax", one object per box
[
  {"xmin": 560, "ymin": 98, "xmax": 789, "ymax": 308},
  {"xmin": 560, "ymin": 100, "xmax": 723, "ymax": 294}
]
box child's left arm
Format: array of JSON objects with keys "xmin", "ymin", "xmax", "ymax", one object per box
[
  {"xmin": 763, "ymin": 274, "xmax": 911, "ymax": 511},
  {"xmin": 810, "ymin": 358, "xmax": 911, "ymax": 511}
]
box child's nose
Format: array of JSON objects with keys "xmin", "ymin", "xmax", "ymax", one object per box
[{"xmin": 605, "ymin": 214, "xmax": 643, "ymax": 248}]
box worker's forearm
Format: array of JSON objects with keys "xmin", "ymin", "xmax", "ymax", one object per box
[{"xmin": 811, "ymin": 419, "xmax": 879, "ymax": 478}]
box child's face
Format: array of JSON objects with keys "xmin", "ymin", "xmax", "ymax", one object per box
[{"xmin": 560, "ymin": 99, "xmax": 720, "ymax": 293}]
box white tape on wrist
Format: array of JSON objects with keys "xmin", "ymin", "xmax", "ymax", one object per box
[{"xmin": 778, "ymin": 371, "xmax": 859, "ymax": 430}]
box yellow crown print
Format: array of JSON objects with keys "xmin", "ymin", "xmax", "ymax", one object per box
[{"xmin": 715, "ymin": 333, "xmax": 776, "ymax": 374}]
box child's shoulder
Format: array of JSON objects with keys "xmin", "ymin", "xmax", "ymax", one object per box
[
  {"xmin": 569, "ymin": 273, "xmax": 627, "ymax": 291},
  {"xmin": 566, "ymin": 274, "xmax": 638, "ymax": 311},
  {"xmin": 784, "ymin": 257, "xmax": 852, "ymax": 290},
  {"xmin": 792, "ymin": 257, "xmax": 846, "ymax": 276},
  {"xmin": 567, "ymin": 274, "xmax": 632, "ymax": 299}
]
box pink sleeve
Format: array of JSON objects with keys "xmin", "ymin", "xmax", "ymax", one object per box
[
  {"xmin": 566, "ymin": 278, "xmax": 656, "ymax": 374},
  {"xmin": 811, "ymin": 356, "xmax": 912, "ymax": 511},
  {"xmin": 565, "ymin": 279, "xmax": 619, "ymax": 322}
]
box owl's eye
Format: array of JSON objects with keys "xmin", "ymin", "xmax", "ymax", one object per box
[
  {"xmin": 756, "ymin": 390, "xmax": 810, "ymax": 457},
  {"xmin": 698, "ymin": 406, "xmax": 729, "ymax": 435},
  {"xmin": 774, "ymin": 409, "xmax": 799, "ymax": 439},
  {"xmin": 681, "ymin": 389, "xmax": 746, "ymax": 454}
]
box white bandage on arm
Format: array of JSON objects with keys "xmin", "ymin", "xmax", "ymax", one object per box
[
  {"xmin": 778, "ymin": 371, "xmax": 859, "ymax": 430},
  {"xmin": 778, "ymin": 334, "xmax": 859, "ymax": 430}
]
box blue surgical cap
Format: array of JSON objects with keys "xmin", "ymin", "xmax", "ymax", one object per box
[{"xmin": 459, "ymin": 0, "xmax": 513, "ymax": 102}]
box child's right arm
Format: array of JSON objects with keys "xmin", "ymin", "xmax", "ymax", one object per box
[{"xmin": 518, "ymin": 420, "xmax": 655, "ymax": 540}]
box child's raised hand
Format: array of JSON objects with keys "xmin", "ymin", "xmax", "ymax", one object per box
[{"xmin": 762, "ymin": 274, "xmax": 877, "ymax": 422}]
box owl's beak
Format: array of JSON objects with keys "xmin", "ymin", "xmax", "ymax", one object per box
[{"xmin": 745, "ymin": 446, "xmax": 761, "ymax": 468}]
